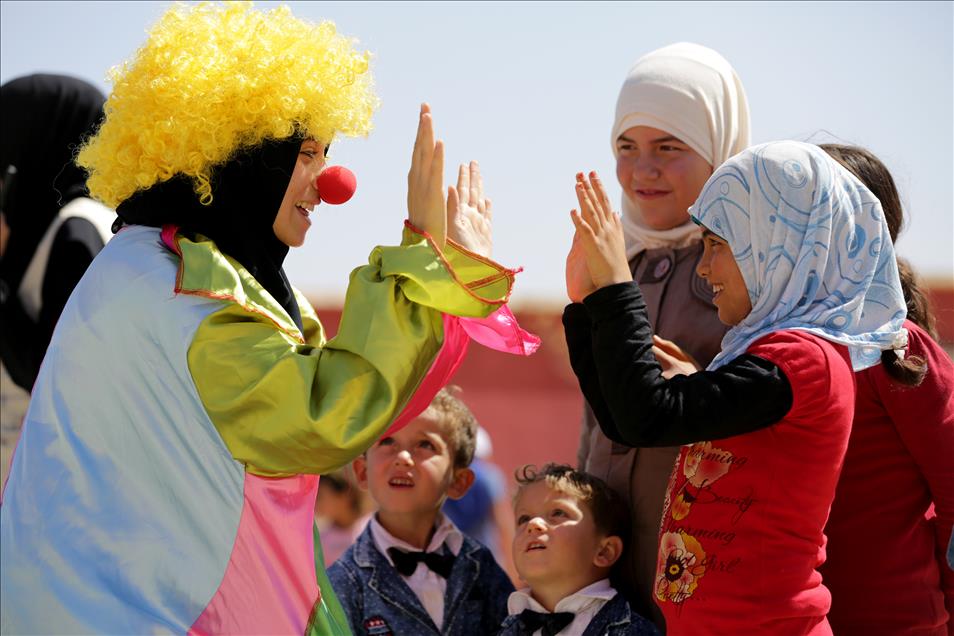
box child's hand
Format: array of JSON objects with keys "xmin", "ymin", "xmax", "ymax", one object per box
[
  {"xmin": 569, "ymin": 171, "xmax": 632, "ymax": 289},
  {"xmin": 407, "ymin": 103, "xmax": 446, "ymax": 248},
  {"xmin": 566, "ymin": 231, "xmax": 597, "ymax": 303},
  {"xmin": 447, "ymin": 160, "xmax": 492, "ymax": 257},
  {"xmin": 652, "ymin": 334, "xmax": 702, "ymax": 378}
]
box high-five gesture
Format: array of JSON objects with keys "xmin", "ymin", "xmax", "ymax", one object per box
[
  {"xmin": 569, "ymin": 171, "xmax": 632, "ymax": 290},
  {"xmin": 447, "ymin": 161, "xmax": 493, "ymax": 258},
  {"xmin": 407, "ymin": 103, "xmax": 446, "ymax": 248}
]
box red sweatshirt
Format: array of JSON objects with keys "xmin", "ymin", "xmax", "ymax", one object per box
[
  {"xmin": 657, "ymin": 330, "xmax": 854, "ymax": 636},
  {"xmin": 822, "ymin": 320, "xmax": 954, "ymax": 636}
]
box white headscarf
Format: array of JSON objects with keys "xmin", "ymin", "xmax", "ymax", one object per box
[
  {"xmin": 612, "ymin": 42, "xmax": 751, "ymax": 259},
  {"xmin": 691, "ymin": 141, "xmax": 908, "ymax": 371}
]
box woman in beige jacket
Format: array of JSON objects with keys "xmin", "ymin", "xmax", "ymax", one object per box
[{"xmin": 576, "ymin": 41, "xmax": 750, "ymax": 632}]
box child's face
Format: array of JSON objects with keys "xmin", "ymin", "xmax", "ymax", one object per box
[
  {"xmin": 615, "ymin": 125, "xmax": 712, "ymax": 231},
  {"xmin": 353, "ymin": 412, "xmax": 469, "ymax": 516},
  {"xmin": 697, "ymin": 229, "xmax": 752, "ymax": 325},
  {"xmin": 512, "ymin": 481, "xmax": 611, "ymax": 589},
  {"xmin": 273, "ymin": 139, "xmax": 327, "ymax": 247}
]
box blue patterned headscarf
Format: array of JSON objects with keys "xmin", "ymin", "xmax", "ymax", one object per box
[{"xmin": 690, "ymin": 141, "xmax": 907, "ymax": 371}]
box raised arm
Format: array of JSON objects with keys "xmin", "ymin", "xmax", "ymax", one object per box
[
  {"xmin": 565, "ymin": 172, "xmax": 791, "ymax": 447},
  {"xmin": 186, "ymin": 108, "xmax": 521, "ymax": 477}
]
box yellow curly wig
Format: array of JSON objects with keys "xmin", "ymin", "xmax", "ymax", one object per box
[{"xmin": 77, "ymin": 1, "xmax": 377, "ymax": 207}]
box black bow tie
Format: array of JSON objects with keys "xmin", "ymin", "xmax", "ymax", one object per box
[
  {"xmin": 517, "ymin": 609, "xmax": 575, "ymax": 636},
  {"xmin": 386, "ymin": 547, "xmax": 455, "ymax": 578}
]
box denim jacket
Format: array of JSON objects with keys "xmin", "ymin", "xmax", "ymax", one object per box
[
  {"xmin": 496, "ymin": 592, "xmax": 659, "ymax": 636},
  {"xmin": 328, "ymin": 523, "xmax": 513, "ymax": 635}
]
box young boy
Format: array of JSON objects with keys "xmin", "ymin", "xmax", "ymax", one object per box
[
  {"xmin": 498, "ymin": 464, "xmax": 658, "ymax": 636},
  {"xmin": 328, "ymin": 388, "xmax": 513, "ymax": 635}
]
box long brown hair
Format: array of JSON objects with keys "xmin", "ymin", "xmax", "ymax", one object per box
[{"xmin": 820, "ymin": 144, "xmax": 934, "ymax": 385}]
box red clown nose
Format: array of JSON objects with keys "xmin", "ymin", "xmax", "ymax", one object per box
[{"xmin": 316, "ymin": 165, "xmax": 357, "ymax": 205}]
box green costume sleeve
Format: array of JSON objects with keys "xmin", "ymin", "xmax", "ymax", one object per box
[
  {"xmin": 187, "ymin": 224, "xmax": 514, "ymax": 476},
  {"xmin": 307, "ymin": 523, "xmax": 352, "ymax": 636}
]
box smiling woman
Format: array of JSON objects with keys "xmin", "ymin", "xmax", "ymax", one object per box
[
  {"xmin": 273, "ymin": 140, "xmax": 329, "ymax": 248},
  {"xmin": 0, "ymin": 3, "xmax": 537, "ymax": 635},
  {"xmin": 614, "ymin": 127, "xmax": 713, "ymax": 232},
  {"xmin": 575, "ymin": 42, "xmax": 751, "ymax": 630}
]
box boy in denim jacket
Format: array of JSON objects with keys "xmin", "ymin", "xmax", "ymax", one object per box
[
  {"xmin": 498, "ymin": 464, "xmax": 658, "ymax": 636},
  {"xmin": 328, "ymin": 388, "xmax": 513, "ymax": 635}
]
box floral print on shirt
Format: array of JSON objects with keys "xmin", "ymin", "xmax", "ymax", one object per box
[
  {"xmin": 657, "ymin": 440, "xmax": 749, "ymax": 605},
  {"xmin": 656, "ymin": 531, "xmax": 707, "ymax": 603}
]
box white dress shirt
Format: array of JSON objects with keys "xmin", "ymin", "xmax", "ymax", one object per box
[
  {"xmin": 369, "ymin": 513, "xmax": 464, "ymax": 631},
  {"xmin": 507, "ymin": 578, "xmax": 618, "ymax": 636}
]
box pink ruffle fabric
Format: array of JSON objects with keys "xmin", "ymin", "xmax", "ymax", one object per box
[{"xmin": 384, "ymin": 307, "xmax": 540, "ymax": 436}]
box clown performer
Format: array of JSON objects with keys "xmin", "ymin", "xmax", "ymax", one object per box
[{"xmin": 0, "ymin": 3, "xmax": 538, "ymax": 635}]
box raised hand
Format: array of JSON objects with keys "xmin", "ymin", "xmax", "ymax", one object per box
[
  {"xmin": 407, "ymin": 103, "xmax": 446, "ymax": 248},
  {"xmin": 569, "ymin": 171, "xmax": 631, "ymax": 289},
  {"xmin": 652, "ymin": 334, "xmax": 702, "ymax": 379},
  {"xmin": 566, "ymin": 231, "xmax": 596, "ymax": 303},
  {"xmin": 447, "ymin": 161, "xmax": 492, "ymax": 258}
]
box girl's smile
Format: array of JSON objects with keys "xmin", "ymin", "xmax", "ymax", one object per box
[
  {"xmin": 634, "ymin": 188, "xmax": 672, "ymax": 200},
  {"xmin": 696, "ymin": 229, "xmax": 752, "ymax": 326},
  {"xmin": 615, "ymin": 125, "xmax": 712, "ymax": 231}
]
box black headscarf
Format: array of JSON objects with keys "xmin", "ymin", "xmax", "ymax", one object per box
[
  {"xmin": 116, "ymin": 136, "xmax": 305, "ymax": 331},
  {"xmin": 0, "ymin": 74, "xmax": 106, "ymax": 294}
]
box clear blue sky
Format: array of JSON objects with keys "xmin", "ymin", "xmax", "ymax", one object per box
[{"xmin": 2, "ymin": 1, "xmax": 951, "ymax": 306}]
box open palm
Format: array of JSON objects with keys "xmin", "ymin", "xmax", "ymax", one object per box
[
  {"xmin": 447, "ymin": 160, "xmax": 493, "ymax": 257},
  {"xmin": 406, "ymin": 103, "xmax": 446, "ymax": 247}
]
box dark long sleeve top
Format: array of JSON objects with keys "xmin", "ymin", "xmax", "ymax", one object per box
[
  {"xmin": 0, "ymin": 216, "xmax": 105, "ymax": 390},
  {"xmin": 563, "ymin": 281, "xmax": 793, "ymax": 448}
]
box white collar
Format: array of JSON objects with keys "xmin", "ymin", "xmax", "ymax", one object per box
[
  {"xmin": 370, "ymin": 512, "xmax": 464, "ymax": 570},
  {"xmin": 508, "ymin": 578, "xmax": 616, "ymax": 615}
]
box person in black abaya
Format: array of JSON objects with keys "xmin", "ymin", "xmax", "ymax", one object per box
[{"xmin": 0, "ymin": 73, "xmax": 114, "ymax": 391}]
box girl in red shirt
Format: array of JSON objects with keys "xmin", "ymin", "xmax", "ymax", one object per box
[
  {"xmin": 818, "ymin": 144, "xmax": 954, "ymax": 636},
  {"xmin": 563, "ymin": 141, "xmax": 909, "ymax": 635}
]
